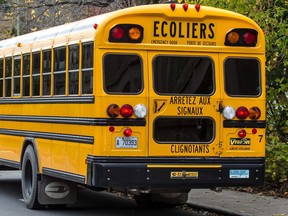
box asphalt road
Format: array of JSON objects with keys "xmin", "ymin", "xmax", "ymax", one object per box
[{"xmin": 0, "ymin": 170, "xmax": 203, "ymax": 216}]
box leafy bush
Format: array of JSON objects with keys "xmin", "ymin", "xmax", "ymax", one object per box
[{"xmin": 266, "ymin": 136, "xmax": 288, "ymax": 183}]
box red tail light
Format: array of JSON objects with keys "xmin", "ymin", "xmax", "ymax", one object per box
[
  {"xmin": 238, "ymin": 129, "xmax": 247, "ymax": 138},
  {"xmin": 243, "ymin": 31, "xmax": 256, "ymax": 45},
  {"xmin": 124, "ymin": 127, "xmax": 132, "ymax": 137},
  {"xmin": 120, "ymin": 104, "xmax": 134, "ymax": 118},
  {"xmin": 110, "ymin": 27, "xmax": 124, "ymax": 39},
  {"xmin": 236, "ymin": 106, "xmax": 249, "ymax": 119}
]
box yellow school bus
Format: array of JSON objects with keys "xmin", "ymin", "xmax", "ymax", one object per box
[{"xmin": 0, "ymin": 3, "xmax": 266, "ymax": 209}]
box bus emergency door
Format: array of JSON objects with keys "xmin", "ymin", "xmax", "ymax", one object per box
[{"xmin": 148, "ymin": 51, "xmax": 222, "ymax": 157}]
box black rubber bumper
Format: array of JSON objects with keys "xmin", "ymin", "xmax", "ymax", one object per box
[{"xmin": 86, "ymin": 156, "xmax": 265, "ymax": 190}]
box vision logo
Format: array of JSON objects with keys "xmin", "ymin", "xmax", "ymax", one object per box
[
  {"xmin": 230, "ymin": 138, "xmax": 251, "ymax": 145},
  {"xmin": 45, "ymin": 182, "xmax": 70, "ymax": 199}
]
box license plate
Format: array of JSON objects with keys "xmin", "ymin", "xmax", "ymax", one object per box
[
  {"xmin": 229, "ymin": 169, "xmax": 249, "ymax": 178},
  {"xmin": 116, "ymin": 137, "xmax": 138, "ymax": 149}
]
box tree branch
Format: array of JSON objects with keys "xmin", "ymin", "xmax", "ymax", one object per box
[{"xmin": 14, "ymin": 0, "xmax": 115, "ymax": 9}]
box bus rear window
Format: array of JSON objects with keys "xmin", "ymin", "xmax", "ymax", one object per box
[
  {"xmin": 153, "ymin": 56, "xmax": 214, "ymax": 95},
  {"xmin": 104, "ymin": 54, "xmax": 142, "ymax": 94},
  {"xmin": 154, "ymin": 117, "xmax": 214, "ymax": 143},
  {"xmin": 224, "ymin": 58, "xmax": 260, "ymax": 96}
]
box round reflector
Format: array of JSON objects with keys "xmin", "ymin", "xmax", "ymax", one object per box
[
  {"xmin": 134, "ymin": 104, "xmax": 147, "ymax": 118},
  {"xmin": 252, "ymin": 128, "xmax": 257, "ymax": 134},
  {"xmin": 109, "ymin": 126, "xmax": 115, "ymax": 132},
  {"xmin": 236, "ymin": 106, "xmax": 249, "ymax": 119},
  {"xmin": 238, "ymin": 129, "xmax": 247, "ymax": 138},
  {"xmin": 222, "ymin": 106, "xmax": 236, "ymax": 120},
  {"xmin": 248, "ymin": 107, "xmax": 261, "ymax": 119},
  {"xmin": 124, "ymin": 128, "xmax": 132, "ymax": 137},
  {"xmin": 243, "ymin": 31, "xmax": 256, "ymax": 45},
  {"xmin": 111, "ymin": 27, "xmax": 124, "ymax": 39},
  {"xmin": 120, "ymin": 104, "xmax": 134, "ymax": 118}
]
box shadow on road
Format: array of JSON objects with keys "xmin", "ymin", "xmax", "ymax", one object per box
[{"xmin": 0, "ymin": 171, "xmax": 200, "ymax": 216}]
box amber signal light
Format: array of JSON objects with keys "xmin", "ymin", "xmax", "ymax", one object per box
[
  {"xmin": 107, "ymin": 104, "xmax": 120, "ymax": 118},
  {"xmin": 129, "ymin": 27, "xmax": 141, "ymax": 40},
  {"xmin": 225, "ymin": 28, "xmax": 258, "ymax": 47},
  {"xmin": 248, "ymin": 107, "xmax": 261, "ymax": 119}
]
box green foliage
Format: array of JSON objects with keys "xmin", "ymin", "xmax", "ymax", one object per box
[
  {"xmin": 266, "ymin": 136, "xmax": 288, "ymax": 183},
  {"xmin": 267, "ymin": 78, "xmax": 288, "ymax": 141}
]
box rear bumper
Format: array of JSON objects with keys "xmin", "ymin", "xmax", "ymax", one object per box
[{"xmin": 86, "ymin": 156, "xmax": 265, "ymax": 190}]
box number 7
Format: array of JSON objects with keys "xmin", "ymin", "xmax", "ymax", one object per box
[{"xmin": 258, "ymin": 135, "xmax": 263, "ymax": 142}]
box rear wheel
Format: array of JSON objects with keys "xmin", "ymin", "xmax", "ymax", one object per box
[
  {"xmin": 134, "ymin": 194, "xmax": 153, "ymax": 208},
  {"xmin": 134, "ymin": 192, "xmax": 187, "ymax": 208},
  {"xmin": 21, "ymin": 145, "xmax": 43, "ymax": 209}
]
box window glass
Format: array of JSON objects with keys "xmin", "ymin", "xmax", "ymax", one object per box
[
  {"xmin": 154, "ymin": 117, "xmax": 214, "ymax": 143},
  {"xmin": 23, "ymin": 54, "xmax": 30, "ymax": 96},
  {"xmin": 104, "ymin": 54, "xmax": 142, "ymax": 94},
  {"xmin": 5, "ymin": 57, "xmax": 12, "ymax": 97},
  {"xmin": 32, "ymin": 52, "xmax": 40, "ymax": 96},
  {"xmin": 0, "ymin": 58, "xmax": 3, "ymax": 97},
  {"xmin": 42, "ymin": 50, "xmax": 51, "ymax": 96},
  {"xmin": 13, "ymin": 56, "xmax": 21, "ymax": 96},
  {"xmin": 54, "ymin": 47, "xmax": 66, "ymax": 95},
  {"xmin": 69, "ymin": 45, "xmax": 79, "ymax": 95},
  {"xmin": 153, "ymin": 56, "xmax": 214, "ymax": 95},
  {"xmin": 82, "ymin": 43, "xmax": 93, "ymax": 94},
  {"xmin": 0, "ymin": 58, "xmax": 3, "ymax": 78},
  {"xmin": 224, "ymin": 58, "xmax": 260, "ymax": 96},
  {"xmin": 23, "ymin": 54, "xmax": 30, "ymax": 75}
]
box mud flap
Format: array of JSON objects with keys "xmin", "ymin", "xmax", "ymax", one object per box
[{"xmin": 38, "ymin": 175, "xmax": 77, "ymax": 205}]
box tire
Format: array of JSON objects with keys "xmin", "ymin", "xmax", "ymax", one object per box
[
  {"xmin": 134, "ymin": 194, "xmax": 153, "ymax": 208},
  {"xmin": 21, "ymin": 145, "xmax": 44, "ymax": 209}
]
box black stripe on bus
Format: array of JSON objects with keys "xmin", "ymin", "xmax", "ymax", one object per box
[
  {"xmin": 0, "ymin": 159, "xmax": 20, "ymax": 169},
  {"xmin": 0, "ymin": 128, "xmax": 94, "ymax": 144},
  {"xmin": 0, "ymin": 115, "xmax": 146, "ymax": 126},
  {"xmin": 223, "ymin": 120, "xmax": 266, "ymax": 128},
  {"xmin": 42, "ymin": 167, "xmax": 85, "ymax": 184},
  {"xmin": 0, "ymin": 95, "xmax": 94, "ymax": 104}
]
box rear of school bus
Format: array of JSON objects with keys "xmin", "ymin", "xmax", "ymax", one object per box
[{"xmin": 87, "ymin": 3, "xmax": 266, "ymax": 206}]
